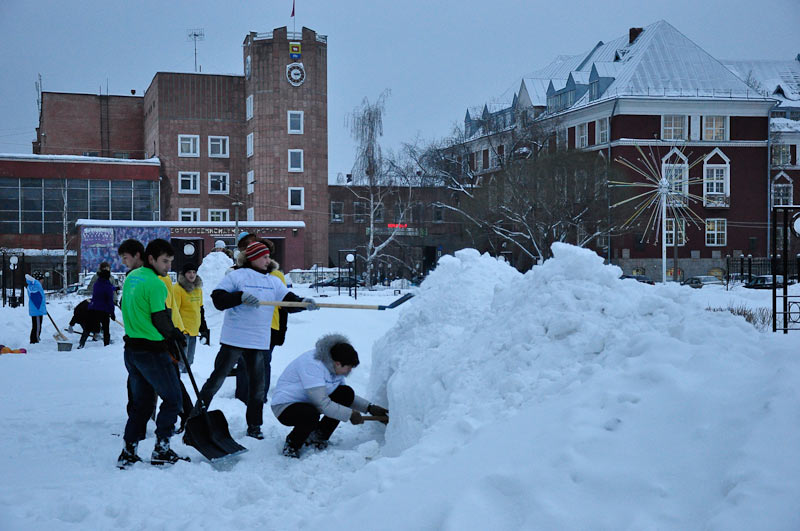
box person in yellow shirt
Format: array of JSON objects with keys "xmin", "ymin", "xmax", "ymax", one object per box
[{"xmin": 172, "ymin": 263, "xmax": 210, "ymax": 372}]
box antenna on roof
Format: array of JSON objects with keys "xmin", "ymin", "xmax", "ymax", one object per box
[
  {"xmin": 187, "ymin": 28, "xmax": 205, "ymax": 73},
  {"xmin": 34, "ymin": 73, "xmax": 42, "ymax": 117}
]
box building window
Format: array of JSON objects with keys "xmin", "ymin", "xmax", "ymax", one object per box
[
  {"xmin": 288, "ymin": 111, "xmax": 304, "ymax": 134},
  {"xmin": 330, "ymin": 201, "xmax": 343, "ymax": 222},
  {"xmin": 706, "ymin": 218, "xmax": 727, "ymax": 246},
  {"xmin": 596, "ymin": 118, "xmax": 609, "ymax": 144},
  {"xmin": 704, "ymin": 166, "xmax": 729, "ymax": 207},
  {"xmin": 354, "ymin": 201, "xmax": 367, "ymax": 223},
  {"xmin": 288, "ymin": 187, "xmax": 304, "ymax": 210},
  {"xmin": 772, "ymin": 174, "xmax": 793, "ymax": 206},
  {"xmin": 703, "ymin": 116, "xmax": 726, "ymax": 141},
  {"xmin": 662, "ymin": 115, "xmax": 686, "ymax": 140},
  {"xmin": 246, "ymin": 207, "xmax": 254, "ymax": 221},
  {"xmin": 208, "ymin": 209, "xmax": 229, "ymax": 222},
  {"xmin": 179, "ymin": 208, "xmax": 200, "ymax": 222},
  {"xmin": 247, "ymin": 170, "xmax": 255, "ymax": 195},
  {"xmin": 665, "ymin": 218, "xmax": 686, "ymax": 246},
  {"xmin": 556, "ymin": 128, "xmax": 567, "ymax": 150},
  {"xmin": 208, "ymin": 136, "xmax": 229, "ymax": 158},
  {"xmin": 433, "ymin": 204, "xmax": 444, "ymax": 223},
  {"xmin": 589, "ymin": 80, "xmax": 599, "ymax": 101},
  {"xmin": 178, "ymin": 135, "xmax": 200, "ymax": 157},
  {"xmin": 772, "ymin": 144, "xmax": 791, "ymax": 166},
  {"xmin": 374, "ymin": 202, "xmax": 384, "ymax": 222},
  {"xmin": 246, "ymin": 95, "xmax": 254, "ymax": 121},
  {"xmin": 208, "ymin": 173, "xmax": 229, "ymax": 195},
  {"xmin": 247, "ymin": 133, "xmax": 254, "ymax": 158},
  {"xmin": 663, "ymin": 164, "xmax": 688, "ymax": 205},
  {"xmin": 288, "ymin": 149, "xmax": 303, "ymax": 172},
  {"xmin": 178, "ymin": 172, "xmax": 200, "ymax": 194},
  {"xmin": 577, "ymin": 123, "xmax": 588, "ymax": 148}
]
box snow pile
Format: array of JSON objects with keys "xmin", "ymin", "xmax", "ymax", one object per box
[
  {"xmin": 197, "ymin": 250, "xmax": 233, "ymax": 322},
  {"xmin": 359, "ymin": 243, "xmax": 800, "ymax": 529}
]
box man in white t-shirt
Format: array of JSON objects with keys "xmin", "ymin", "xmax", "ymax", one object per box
[
  {"xmin": 271, "ymin": 333, "xmax": 389, "ymax": 458},
  {"xmin": 194, "ymin": 241, "xmax": 318, "ymax": 439}
]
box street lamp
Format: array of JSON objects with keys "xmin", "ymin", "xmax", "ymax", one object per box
[{"xmin": 346, "ymin": 253, "xmax": 356, "ymax": 299}]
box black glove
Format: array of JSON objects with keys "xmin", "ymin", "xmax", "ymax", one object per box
[
  {"xmin": 349, "ymin": 410, "xmax": 364, "ymax": 425},
  {"xmin": 200, "ymin": 328, "xmax": 210, "ymax": 345},
  {"xmin": 367, "ymin": 404, "xmax": 389, "ymax": 417},
  {"xmin": 170, "ymin": 328, "xmax": 187, "ymax": 349}
]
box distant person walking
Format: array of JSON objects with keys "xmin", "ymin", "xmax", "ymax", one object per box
[{"xmin": 24, "ymin": 274, "xmax": 47, "ymax": 344}]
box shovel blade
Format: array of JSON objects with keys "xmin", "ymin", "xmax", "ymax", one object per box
[{"xmin": 183, "ymin": 410, "xmax": 248, "ymax": 461}]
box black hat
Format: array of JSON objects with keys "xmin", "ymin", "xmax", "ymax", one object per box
[{"xmin": 181, "ymin": 262, "xmax": 198, "ymax": 275}]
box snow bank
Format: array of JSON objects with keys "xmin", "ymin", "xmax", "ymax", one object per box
[
  {"xmin": 197, "ymin": 250, "xmax": 233, "ymax": 322},
  {"xmin": 362, "ymin": 243, "xmax": 800, "ymax": 529}
]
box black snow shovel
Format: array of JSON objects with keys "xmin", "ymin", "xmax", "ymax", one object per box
[{"xmin": 174, "ymin": 343, "xmax": 247, "ymax": 461}]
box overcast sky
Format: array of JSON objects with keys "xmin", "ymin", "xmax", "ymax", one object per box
[{"xmin": 1, "ymin": 0, "xmax": 797, "ymax": 179}]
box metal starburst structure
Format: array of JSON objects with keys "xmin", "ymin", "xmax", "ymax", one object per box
[{"xmin": 610, "ymin": 144, "xmax": 705, "ymax": 283}]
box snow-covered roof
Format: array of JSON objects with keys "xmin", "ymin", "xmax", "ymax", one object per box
[
  {"xmin": 772, "ymin": 117, "xmax": 800, "ymax": 133},
  {"xmin": 519, "ymin": 78, "xmax": 550, "ymax": 107},
  {"xmin": 0, "ymin": 153, "xmax": 161, "ymax": 165},
  {"xmin": 723, "ymin": 59, "xmax": 800, "ymax": 103},
  {"xmin": 569, "ymin": 71, "xmax": 591, "ymax": 85},
  {"xmin": 592, "ymin": 62, "xmax": 624, "ymax": 79},
  {"xmin": 75, "ymin": 219, "xmax": 306, "ymax": 228}
]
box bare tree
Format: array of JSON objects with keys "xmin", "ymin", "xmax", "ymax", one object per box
[{"xmin": 346, "ymin": 90, "xmax": 418, "ymax": 287}]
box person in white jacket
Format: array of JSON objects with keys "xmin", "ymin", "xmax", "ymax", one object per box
[{"xmin": 271, "ymin": 333, "xmax": 389, "ymax": 458}]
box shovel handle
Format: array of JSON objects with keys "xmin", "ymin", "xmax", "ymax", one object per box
[
  {"xmin": 46, "ymin": 312, "xmax": 69, "ymax": 341},
  {"xmin": 362, "ymin": 415, "xmax": 389, "ymax": 423}
]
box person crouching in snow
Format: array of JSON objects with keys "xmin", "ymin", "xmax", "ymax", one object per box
[
  {"xmin": 24, "ymin": 274, "xmax": 47, "ymax": 344},
  {"xmin": 172, "ymin": 262, "xmax": 209, "ymax": 372},
  {"xmin": 78, "ymin": 269, "xmax": 116, "ymax": 349},
  {"xmin": 271, "ymin": 334, "xmax": 389, "ymax": 458},
  {"xmin": 193, "ymin": 241, "xmax": 318, "ymax": 440}
]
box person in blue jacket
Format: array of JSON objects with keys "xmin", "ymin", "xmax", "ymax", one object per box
[
  {"xmin": 25, "ymin": 274, "xmax": 47, "ymax": 344},
  {"xmin": 78, "ymin": 269, "xmax": 116, "ymax": 349}
]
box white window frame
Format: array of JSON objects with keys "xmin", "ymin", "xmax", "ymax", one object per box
[
  {"xmin": 208, "ymin": 209, "xmax": 229, "ymax": 222},
  {"xmin": 705, "ymin": 218, "xmax": 727, "ymax": 246},
  {"xmin": 178, "ymin": 134, "xmax": 200, "ymax": 158},
  {"xmin": 330, "ymin": 201, "xmax": 343, "ymax": 223},
  {"xmin": 772, "ymin": 144, "xmax": 791, "ymax": 166},
  {"xmin": 246, "ymin": 95, "xmax": 254, "ymax": 121},
  {"xmin": 702, "ymin": 148, "xmax": 730, "ymax": 207},
  {"xmin": 665, "ymin": 218, "xmax": 686, "ymax": 246},
  {"xmin": 208, "ymin": 172, "xmax": 230, "ymax": 195},
  {"xmin": 772, "ymin": 172, "xmax": 793, "ymax": 207},
  {"xmin": 178, "ymin": 208, "xmax": 200, "ymax": 222},
  {"xmin": 247, "ymin": 133, "xmax": 254, "ymax": 158},
  {"xmin": 288, "ymin": 149, "xmax": 304, "ymax": 172},
  {"xmin": 208, "ymin": 136, "xmax": 229, "ymax": 158},
  {"xmin": 288, "ymin": 111, "xmax": 304, "ymax": 134},
  {"xmin": 246, "ymin": 207, "xmax": 254, "ymax": 221},
  {"xmin": 288, "ymin": 187, "xmax": 304, "ymax": 210},
  {"xmin": 662, "ymin": 148, "xmax": 689, "ymax": 206},
  {"xmin": 178, "ymin": 172, "xmax": 200, "ymax": 194},
  {"xmin": 576, "ymin": 123, "xmax": 588, "ymax": 148},
  {"xmin": 247, "ymin": 170, "xmax": 255, "ymax": 195},
  {"xmin": 596, "ymin": 117, "xmax": 609, "ymax": 144},
  {"xmin": 702, "ymin": 115, "xmax": 727, "ymax": 141},
  {"xmin": 661, "ymin": 115, "xmax": 686, "ymax": 140}
]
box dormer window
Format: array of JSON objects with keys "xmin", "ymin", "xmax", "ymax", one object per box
[{"xmin": 589, "ymin": 80, "xmax": 600, "ymax": 101}]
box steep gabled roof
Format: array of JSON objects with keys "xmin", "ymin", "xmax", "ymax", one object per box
[
  {"xmin": 723, "ymin": 59, "xmax": 800, "ymax": 103},
  {"xmin": 519, "ymin": 78, "xmax": 550, "ymax": 107}
]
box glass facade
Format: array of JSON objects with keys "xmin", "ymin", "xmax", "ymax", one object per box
[{"xmin": 0, "ymin": 178, "xmax": 159, "ymax": 234}]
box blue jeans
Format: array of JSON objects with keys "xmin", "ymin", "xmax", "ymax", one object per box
[
  {"xmin": 123, "ymin": 347, "xmax": 182, "ymax": 443},
  {"xmin": 198, "ymin": 344, "xmax": 266, "ymax": 427},
  {"xmin": 179, "ymin": 335, "xmax": 197, "ymax": 373}
]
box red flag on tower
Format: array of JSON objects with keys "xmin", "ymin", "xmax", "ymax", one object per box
[{"xmin": 291, "ymin": 0, "xmax": 295, "ymax": 17}]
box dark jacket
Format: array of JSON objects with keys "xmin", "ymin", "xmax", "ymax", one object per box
[{"xmin": 88, "ymin": 270, "xmax": 116, "ymax": 315}]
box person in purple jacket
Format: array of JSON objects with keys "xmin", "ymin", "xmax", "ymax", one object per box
[{"xmin": 78, "ymin": 269, "xmax": 116, "ymax": 349}]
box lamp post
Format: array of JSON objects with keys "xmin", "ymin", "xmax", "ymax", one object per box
[{"xmin": 346, "ymin": 252, "xmax": 356, "ymax": 299}]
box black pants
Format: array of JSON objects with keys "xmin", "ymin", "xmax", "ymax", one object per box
[
  {"xmin": 79, "ymin": 310, "xmax": 110, "ymax": 346},
  {"xmin": 277, "ymin": 385, "xmax": 355, "ymax": 450},
  {"xmin": 30, "ymin": 315, "xmax": 43, "ymax": 344},
  {"xmin": 198, "ymin": 344, "xmax": 266, "ymax": 427}
]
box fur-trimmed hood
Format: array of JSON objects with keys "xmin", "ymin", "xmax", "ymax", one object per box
[
  {"xmin": 177, "ymin": 272, "xmax": 203, "ymax": 293},
  {"xmin": 314, "ymin": 333, "xmax": 350, "ymax": 374}
]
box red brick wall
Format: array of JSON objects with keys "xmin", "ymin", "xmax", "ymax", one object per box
[{"xmin": 37, "ymin": 93, "xmax": 144, "ymax": 158}]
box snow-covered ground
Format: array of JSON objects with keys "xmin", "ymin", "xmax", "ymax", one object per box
[{"xmin": 1, "ymin": 244, "xmax": 799, "ymax": 530}]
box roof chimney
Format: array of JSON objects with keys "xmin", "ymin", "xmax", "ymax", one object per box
[{"xmin": 629, "ymin": 27, "xmax": 643, "ymax": 44}]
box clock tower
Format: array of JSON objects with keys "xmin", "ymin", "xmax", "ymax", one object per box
[{"xmin": 243, "ymin": 27, "xmax": 328, "ymax": 268}]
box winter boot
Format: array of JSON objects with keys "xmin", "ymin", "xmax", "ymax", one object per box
[
  {"xmin": 117, "ymin": 441, "xmax": 142, "ymax": 469},
  {"xmin": 151, "ymin": 437, "xmax": 190, "ymax": 466},
  {"xmin": 282, "ymin": 437, "xmax": 300, "ymax": 459},
  {"xmin": 304, "ymin": 430, "xmax": 329, "ymax": 451},
  {"xmin": 246, "ymin": 425, "xmax": 264, "ymax": 440}
]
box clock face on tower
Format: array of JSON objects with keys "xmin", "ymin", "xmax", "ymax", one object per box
[{"xmin": 286, "ymin": 62, "xmax": 306, "ymax": 86}]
